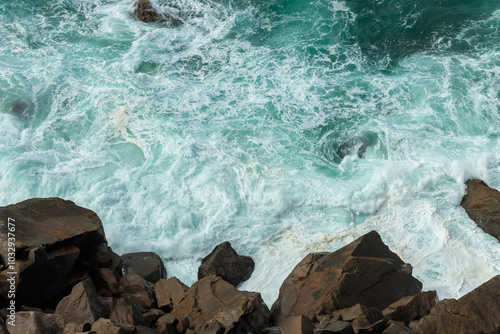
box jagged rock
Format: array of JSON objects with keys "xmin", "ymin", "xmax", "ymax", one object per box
[
  {"xmin": 414, "ymin": 275, "xmax": 500, "ymax": 333},
  {"xmin": 7, "ymin": 311, "xmax": 65, "ymax": 334},
  {"xmin": 155, "ymin": 313, "xmax": 178, "ymax": 333},
  {"xmin": 142, "ymin": 308, "xmax": 166, "ymax": 327},
  {"xmin": 55, "ymin": 279, "xmax": 107, "ymax": 326},
  {"xmin": 461, "ymin": 179, "xmax": 500, "ymax": 241},
  {"xmin": 0, "ymin": 198, "xmax": 118, "ymax": 308},
  {"xmin": 118, "ymin": 268, "xmax": 156, "ymax": 311},
  {"xmin": 279, "ymin": 315, "xmax": 314, "ymax": 334},
  {"xmin": 154, "ymin": 277, "xmax": 189, "ymax": 311},
  {"xmin": 88, "ymin": 243, "xmax": 122, "ymax": 280},
  {"xmin": 92, "ymin": 268, "xmax": 119, "ymax": 297},
  {"xmin": 271, "ymin": 231, "xmax": 422, "ymax": 325},
  {"xmin": 314, "ymin": 321, "xmax": 354, "ymax": 334},
  {"xmin": 109, "ymin": 297, "xmax": 146, "ymax": 326},
  {"xmin": 382, "ymin": 321, "xmax": 413, "ymax": 334},
  {"xmin": 90, "ymin": 318, "xmax": 134, "ymax": 334},
  {"xmin": 263, "ymin": 327, "xmax": 281, "ymax": 334},
  {"xmin": 63, "ymin": 323, "xmax": 92, "ymax": 334},
  {"xmin": 136, "ymin": 326, "xmax": 161, "ymax": 334},
  {"xmin": 382, "ymin": 291, "xmax": 438, "ymax": 325},
  {"xmin": 171, "ymin": 275, "xmax": 270, "ymax": 333},
  {"xmin": 121, "ymin": 252, "xmax": 166, "ymax": 284},
  {"xmin": 131, "ymin": 0, "xmax": 183, "ymax": 25},
  {"xmin": 198, "ymin": 242, "xmax": 255, "ymax": 287},
  {"xmin": 336, "ymin": 304, "xmax": 385, "ymax": 334}
]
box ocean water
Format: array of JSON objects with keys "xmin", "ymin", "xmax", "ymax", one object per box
[{"xmin": 1, "ymin": 0, "xmax": 499, "ymax": 306}]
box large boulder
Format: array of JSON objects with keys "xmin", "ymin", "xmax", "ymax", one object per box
[
  {"xmin": 55, "ymin": 279, "xmax": 108, "ymax": 326},
  {"xmin": 154, "ymin": 277, "xmax": 189, "ymax": 312},
  {"xmin": 0, "ymin": 198, "xmax": 120, "ymax": 308},
  {"xmin": 131, "ymin": 0, "xmax": 183, "ymax": 25},
  {"xmin": 171, "ymin": 275, "xmax": 270, "ymax": 333},
  {"xmin": 198, "ymin": 241, "xmax": 255, "ymax": 287},
  {"xmin": 414, "ymin": 275, "xmax": 500, "ymax": 334},
  {"xmin": 121, "ymin": 252, "xmax": 166, "ymax": 284},
  {"xmin": 461, "ymin": 179, "xmax": 500, "ymax": 241},
  {"xmin": 271, "ymin": 231, "xmax": 422, "ymax": 325}
]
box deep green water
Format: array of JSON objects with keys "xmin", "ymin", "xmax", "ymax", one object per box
[{"xmin": 1, "ymin": 0, "xmax": 499, "ymax": 304}]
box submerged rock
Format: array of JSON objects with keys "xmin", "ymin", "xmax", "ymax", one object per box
[
  {"xmin": 461, "ymin": 179, "xmax": 500, "ymax": 241},
  {"xmin": 414, "ymin": 275, "xmax": 500, "ymax": 334},
  {"xmin": 198, "ymin": 241, "xmax": 255, "ymax": 287},
  {"xmin": 271, "ymin": 231, "xmax": 422, "ymax": 325},
  {"xmin": 131, "ymin": 0, "xmax": 183, "ymax": 26}
]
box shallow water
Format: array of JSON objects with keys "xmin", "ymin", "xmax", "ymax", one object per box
[{"xmin": 1, "ymin": 0, "xmax": 499, "ymax": 305}]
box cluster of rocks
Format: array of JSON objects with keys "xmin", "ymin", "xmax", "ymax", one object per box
[{"xmin": 0, "ymin": 178, "xmax": 499, "ymax": 334}]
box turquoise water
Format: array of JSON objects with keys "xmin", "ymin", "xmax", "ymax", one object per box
[{"xmin": 1, "ymin": 0, "xmax": 499, "ymax": 305}]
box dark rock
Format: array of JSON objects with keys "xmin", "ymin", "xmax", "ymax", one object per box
[
  {"xmin": 461, "ymin": 179, "xmax": 500, "ymax": 241},
  {"xmin": 92, "ymin": 267, "xmax": 119, "ymax": 297},
  {"xmin": 414, "ymin": 275, "xmax": 500, "ymax": 333},
  {"xmin": 55, "ymin": 279, "xmax": 107, "ymax": 326},
  {"xmin": 263, "ymin": 327, "xmax": 281, "ymax": 334},
  {"xmin": 314, "ymin": 321, "xmax": 354, "ymax": 334},
  {"xmin": 382, "ymin": 321, "xmax": 413, "ymax": 334},
  {"xmin": 121, "ymin": 252, "xmax": 166, "ymax": 284},
  {"xmin": 64, "ymin": 323, "xmax": 92, "ymax": 334},
  {"xmin": 154, "ymin": 277, "xmax": 189, "ymax": 312},
  {"xmin": 0, "ymin": 198, "xmax": 117, "ymax": 308},
  {"xmin": 109, "ymin": 297, "xmax": 146, "ymax": 326},
  {"xmin": 88, "ymin": 243, "xmax": 122, "ymax": 280},
  {"xmin": 336, "ymin": 304, "xmax": 385, "ymax": 334},
  {"xmin": 355, "ymin": 318, "xmax": 388, "ymax": 334},
  {"xmin": 7, "ymin": 311, "xmax": 65, "ymax": 334},
  {"xmin": 279, "ymin": 315, "xmax": 314, "ymax": 334},
  {"xmin": 171, "ymin": 275, "xmax": 270, "ymax": 333},
  {"xmin": 382, "ymin": 291, "xmax": 438, "ymax": 325},
  {"xmin": 131, "ymin": 0, "xmax": 183, "ymax": 25},
  {"xmin": 142, "ymin": 308, "xmax": 166, "ymax": 327},
  {"xmin": 198, "ymin": 241, "xmax": 255, "ymax": 287},
  {"xmin": 118, "ymin": 268, "xmax": 156, "ymax": 311},
  {"xmin": 136, "ymin": 325, "xmax": 162, "ymax": 334},
  {"xmin": 271, "ymin": 231, "xmax": 422, "ymax": 325},
  {"xmin": 90, "ymin": 318, "xmax": 135, "ymax": 334}
]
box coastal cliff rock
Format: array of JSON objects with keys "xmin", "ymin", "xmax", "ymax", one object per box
[
  {"xmin": 121, "ymin": 252, "xmax": 167, "ymax": 284},
  {"xmin": 171, "ymin": 275, "xmax": 270, "ymax": 333},
  {"xmin": 382, "ymin": 290, "xmax": 438, "ymax": 325},
  {"xmin": 414, "ymin": 275, "xmax": 500, "ymax": 334},
  {"xmin": 131, "ymin": 0, "xmax": 183, "ymax": 26},
  {"xmin": 461, "ymin": 179, "xmax": 500, "ymax": 241},
  {"xmin": 155, "ymin": 277, "xmax": 189, "ymax": 312},
  {"xmin": 271, "ymin": 231, "xmax": 422, "ymax": 325},
  {"xmin": 0, "ymin": 198, "xmax": 121, "ymax": 308},
  {"xmin": 198, "ymin": 241, "xmax": 255, "ymax": 287}
]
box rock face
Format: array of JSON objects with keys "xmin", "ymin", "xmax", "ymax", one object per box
[
  {"xmin": 171, "ymin": 275, "xmax": 270, "ymax": 333},
  {"xmin": 131, "ymin": 0, "xmax": 183, "ymax": 25},
  {"xmin": 0, "ymin": 198, "xmax": 120, "ymax": 308},
  {"xmin": 121, "ymin": 252, "xmax": 166, "ymax": 284},
  {"xmin": 118, "ymin": 268, "xmax": 156, "ymax": 312},
  {"xmin": 461, "ymin": 179, "xmax": 500, "ymax": 241},
  {"xmin": 414, "ymin": 275, "xmax": 500, "ymax": 334},
  {"xmin": 271, "ymin": 231, "xmax": 422, "ymax": 325},
  {"xmin": 382, "ymin": 290, "xmax": 438, "ymax": 325},
  {"xmin": 55, "ymin": 279, "xmax": 108, "ymax": 326},
  {"xmin": 155, "ymin": 277, "xmax": 189, "ymax": 311},
  {"xmin": 198, "ymin": 241, "xmax": 255, "ymax": 287},
  {"xmin": 279, "ymin": 315, "xmax": 314, "ymax": 334}
]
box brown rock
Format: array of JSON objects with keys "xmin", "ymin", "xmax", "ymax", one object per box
[
  {"xmin": 90, "ymin": 318, "xmax": 134, "ymax": 334},
  {"xmin": 382, "ymin": 321, "xmax": 413, "ymax": 334},
  {"xmin": 314, "ymin": 321, "xmax": 354, "ymax": 334},
  {"xmin": 109, "ymin": 297, "xmax": 146, "ymax": 326},
  {"xmin": 118, "ymin": 268, "xmax": 156, "ymax": 311},
  {"xmin": 461, "ymin": 179, "xmax": 500, "ymax": 241},
  {"xmin": 7, "ymin": 311, "xmax": 65, "ymax": 334},
  {"xmin": 142, "ymin": 308, "xmax": 166, "ymax": 327},
  {"xmin": 171, "ymin": 275, "xmax": 270, "ymax": 333},
  {"xmin": 279, "ymin": 315, "xmax": 314, "ymax": 334},
  {"xmin": 121, "ymin": 252, "xmax": 166, "ymax": 284},
  {"xmin": 136, "ymin": 326, "xmax": 162, "ymax": 334},
  {"xmin": 131, "ymin": 0, "xmax": 183, "ymax": 25},
  {"xmin": 382, "ymin": 291, "xmax": 438, "ymax": 325},
  {"xmin": 271, "ymin": 231, "xmax": 422, "ymax": 325},
  {"xmin": 55, "ymin": 279, "xmax": 107, "ymax": 326},
  {"xmin": 414, "ymin": 275, "xmax": 500, "ymax": 333},
  {"xmin": 154, "ymin": 277, "xmax": 189, "ymax": 311},
  {"xmin": 92, "ymin": 267, "xmax": 119, "ymax": 297},
  {"xmin": 198, "ymin": 241, "xmax": 255, "ymax": 287},
  {"xmin": 63, "ymin": 323, "xmax": 92, "ymax": 334},
  {"xmin": 0, "ymin": 198, "xmax": 117, "ymax": 308},
  {"xmin": 155, "ymin": 313, "xmax": 178, "ymax": 333}
]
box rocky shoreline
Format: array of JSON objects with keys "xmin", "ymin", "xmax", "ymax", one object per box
[{"xmin": 0, "ymin": 179, "xmax": 499, "ymax": 334}]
